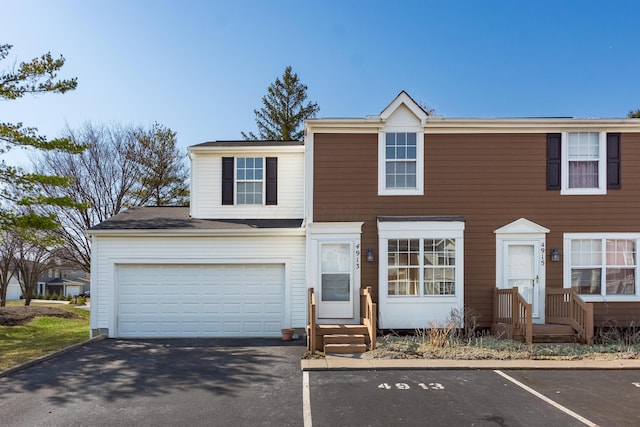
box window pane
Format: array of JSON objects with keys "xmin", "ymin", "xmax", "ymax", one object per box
[
  {"xmin": 606, "ymin": 239, "xmax": 636, "ymax": 266},
  {"xmin": 387, "ymin": 239, "xmax": 419, "ymax": 296},
  {"xmin": 568, "ymin": 161, "xmax": 598, "ymax": 188},
  {"xmin": 606, "ymin": 268, "xmax": 635, "ymax": 294},
  {"xmin": 321, "ymin": 274, "xmax": 350, "ymax": 301},
  {"xmin": 423, "ymin": 239, "xmax": 456, "ymax": 295},
  {"xmin": 386, "ymin": 147, "xmax": 395, "ymax": 159},
  {"xmin": 397, "ymin": 132, "xmax": 406, "ymax": 146},
  {"xmin": 571, "ymin": 268, "xmax": 601, "ymax": 294},
  {"xmin": 571, "ymin": 239, "xmax": 601, "ymax": 266},
  {"xmin": 407, "ymin": 132, "xmax": 416, "ymax": 145},
  {"xmin": 386, "ymin": 133, "xmax": 395, "ymax": 146},
  {"xmin": 568, "ymin": 132, "xmax": 599, "ymax": 159}
]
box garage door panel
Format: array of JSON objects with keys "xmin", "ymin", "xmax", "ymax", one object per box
[{"xmin": 117, "ymin": 264, "xmax": 285, "ymax": 337}]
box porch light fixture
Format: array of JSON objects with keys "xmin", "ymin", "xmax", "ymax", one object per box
[
  {"xmin": 367, "ymin": 248, "xmax": 374, "ymax": 262},
  {"xmin": 550, "ymin": 247, "xmax": 560, "ymax": 262}
]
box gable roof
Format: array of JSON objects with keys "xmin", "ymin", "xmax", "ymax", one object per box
[{"xmin": 380, "ymin": 90, "xmax": 429, "ymax": 122}]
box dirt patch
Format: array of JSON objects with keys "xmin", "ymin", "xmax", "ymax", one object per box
[{"xmin": 0, "ymin": 306, "xmax": 83, "ymax": 326}]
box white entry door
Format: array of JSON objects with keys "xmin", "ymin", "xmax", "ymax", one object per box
[
  {"xmin": 504, "ymin": 241, "xmax": 545, "ymax": 323},
  {"xmin": 318, "ymin": 243, "xmax": 353, "ymax": 319}
]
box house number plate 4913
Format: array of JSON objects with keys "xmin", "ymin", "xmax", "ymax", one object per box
[{"xmin": 378, "ymin": 382, "xmax": 444, "ymax": 390}]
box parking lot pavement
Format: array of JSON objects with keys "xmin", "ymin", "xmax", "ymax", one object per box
[
  {"xmin": 306, "ymin": 369, "xmax": 640, "ymax": 426},
  {"xmin": 0, "ymin": 338, "xmax": 306, "ymax": 427},
  {"xmin": 502, "ymin": 369, "xmax": 640, "ymax": 427}
]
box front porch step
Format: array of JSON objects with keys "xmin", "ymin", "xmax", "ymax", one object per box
[
  {"xmin": 323, "ymin": 334, "xmax": 366, "ymax": 345},
  {"xmin": 312, "ymin": 324, "xmax": 370, "ymax": 353},
  {"xmin": 324, "ymin": 343, "xmax": 368, "ymax": 354},
  {"xmin": 532, "ymin": 324, "xmax": 579, "ymax": 343},
  {"xmin": 316, "ymin": 324, "xmax": 369, "ymax": 335}
]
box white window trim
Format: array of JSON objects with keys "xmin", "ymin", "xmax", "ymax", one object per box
[
  {"xmin": 563, "ymin": 233, "xmax": 640, "ymax": 302},
  {"xmin": 378, "ymin": 130, "xmax": 424, "ymax": 196},
  {"xmin": 235, "ymin": 156, "xmax": 265, "ymax": 205},
  {"xmin": 560, "ymin": 131, "xmax": 607, "ymax": 195},
  {"xmin": 378, "ymin": 220, "xmax": 464, "ymax": 302}
]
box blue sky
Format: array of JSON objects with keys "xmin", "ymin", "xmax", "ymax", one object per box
[{"xmin": 3, "ymin": 0, "xmax": 640, "ymax": 166}]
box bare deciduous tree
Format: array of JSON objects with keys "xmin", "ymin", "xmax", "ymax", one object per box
[
  {"xmin": 0, "ymin": 229, "xmax": 18, "ymax": 306},
  {"xmin": 14, "ymin": 228, "xmax": 60, "ymax": 305},
  {"xmin": 33, "ymin": 123, "xmax": 143, "ymax": 271}
]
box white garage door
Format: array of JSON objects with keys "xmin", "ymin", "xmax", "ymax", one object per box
[{"xmin": 117, "ymin": 264, "xmax": 285, "ymax": 337}]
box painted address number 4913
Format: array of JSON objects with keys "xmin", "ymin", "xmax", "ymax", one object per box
[{"xmin": 378, "ymin": 383, "xmax": 444, "ymax": 390}]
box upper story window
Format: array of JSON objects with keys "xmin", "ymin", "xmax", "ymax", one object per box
[
  {"xmin": 236, "ymin": 157, "xmax": 263, "ymax": 204},
  {"xmin": 222, "ymin": 157, "xmax": 277, "ymax": 206},
  {"xmin": 385, "ymin": 132, "xmax": 417, "ymax": 189},
  {"xmin": 547, "ymin": 132, "xmax": 621, "ymax": 195},
  {"xmin": 565, "ymin": 132, "xmax": 605, "ymax": 193},
  {"xmin": 378, "ymin": 131, "xmax": 424, "ymax": 196}
]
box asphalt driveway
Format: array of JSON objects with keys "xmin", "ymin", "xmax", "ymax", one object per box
[{"xmin": 0, "ymin": 338, "xmax": 305, "ymax": 427}]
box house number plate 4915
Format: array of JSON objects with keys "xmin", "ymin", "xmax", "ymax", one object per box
[{"xmin": 378, "ymin": 382, "xmax": 444, "ymax": 390}]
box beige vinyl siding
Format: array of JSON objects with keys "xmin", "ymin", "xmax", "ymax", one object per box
[
  {"xmin": 90, "ymin": 234, "xmax": 306, "ymax": 336},
  {"xmin": 190, "ymin": 151, "xmax": 304, "ymax": 219}
]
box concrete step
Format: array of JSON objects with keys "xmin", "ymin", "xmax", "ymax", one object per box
[
  {"xmin": 323, "ymin": 334, "xmax": 366, "ymax": 345},
  {"xmin": 324, "ymin": 343, "xmax": 368, "ymax": 354}
]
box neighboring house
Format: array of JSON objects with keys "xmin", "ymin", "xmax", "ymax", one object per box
[
  {"xmin": 89, "ymin": 91, "xmax": 640, "ymax": 344},
  {"xmin": 37, "ymin": 264, "xmax": 90, "ymax": 297},
  {"xmin": 6, "ymin": 276, "xmax": 21, "ymax": 301},
  {"xmin": 305, "ymin": 91, "xmax": 640, "ymax": 343},
  {"xmin": 88, "ymin": 142, "xmax": 305, "ymax": 338}
]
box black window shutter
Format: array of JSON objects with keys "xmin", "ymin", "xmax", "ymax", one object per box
[
  {"xmin": 607, "ymin": 133, "xmax": 621, "ymax": 189},
  {"xmin": 222, "ymin": 157, "xmax": 234, "ymax": 205},
  {"xmin": 547, "ymin": 133, "xmax": 562, "ymax": 190},
  {"xmin": 266, "ymin": 157, "xmax": 278, "ymax": 205}
]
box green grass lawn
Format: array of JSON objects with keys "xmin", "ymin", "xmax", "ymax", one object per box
[{"xmin": 0, "ymin": 304, "xmax": 90, "ymax": 371}]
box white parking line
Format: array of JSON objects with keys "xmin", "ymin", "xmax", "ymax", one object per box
[
  {"xmin": 303, "ymin": 371, "xmax": 312, "ymax": 427},
  {"xmin": 494, "ymin": 370, "xmax": 598, "ymax": 427}
]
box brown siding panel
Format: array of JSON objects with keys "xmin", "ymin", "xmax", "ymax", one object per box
[{"xmin": 314, "ymin": 132, "xmax": 640, "ymax": 328}]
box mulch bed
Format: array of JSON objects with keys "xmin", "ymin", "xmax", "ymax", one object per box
[{"xmin": 0, "ymin": 306, "xmax": 83, "ymax": 326}]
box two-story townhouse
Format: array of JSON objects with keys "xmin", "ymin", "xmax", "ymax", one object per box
[
  {"xmin": 305, "ymin": 91, "xmax": 640, "ymax": 344},
  {"xmin": 89, "ymin": 91, "xmax": 640, "ymax": 344},
  {"xmin": 88, "ymin": 141, "xmax": 306, "ymax": 338}
]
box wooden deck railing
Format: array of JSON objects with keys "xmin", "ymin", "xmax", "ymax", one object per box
[
  {"xmin": 307, "ymin": 288, "xmax": 316, "ymax": 352},
  {"xmin": 546, "ymin": 288, "xmax": 594, "ymax": 344},
  {"xmin": 494, "ymin": 287, "xmax": 533, "ymax": 344},
  {"xmin": 360, "ymin": 286, "xmax": 377, "ymax": 350}
]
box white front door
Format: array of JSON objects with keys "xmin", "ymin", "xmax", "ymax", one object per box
[
  {"xmin": 503, "ymin": 241, "xmax": 545, "ymax": 323},
  {"xmin": 318, "ymin": 243, "xmax": 353, "ymax": 319}
]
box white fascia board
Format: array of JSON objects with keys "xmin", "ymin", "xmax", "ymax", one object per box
[
  {"xmin": 307, "ymin": 117, "xmax": 640, "ymax": 135},
  {"xmin": 307, "ymin": 222, "xmax": 364, "ymax": 236},
  {"xmin": 188, "ymin": 145, "xmax": 304, "ymax": 155},
  {"xmin": 424, "ymin": 117, "xmax": 640, "ymax": 134},
  {"xmin": 377, "ymin": 220, "xmax": 465, "ymax": 239},
  {"xmin": 87, "ymin": 228, "xmax": 306, "ymax": 238}
]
